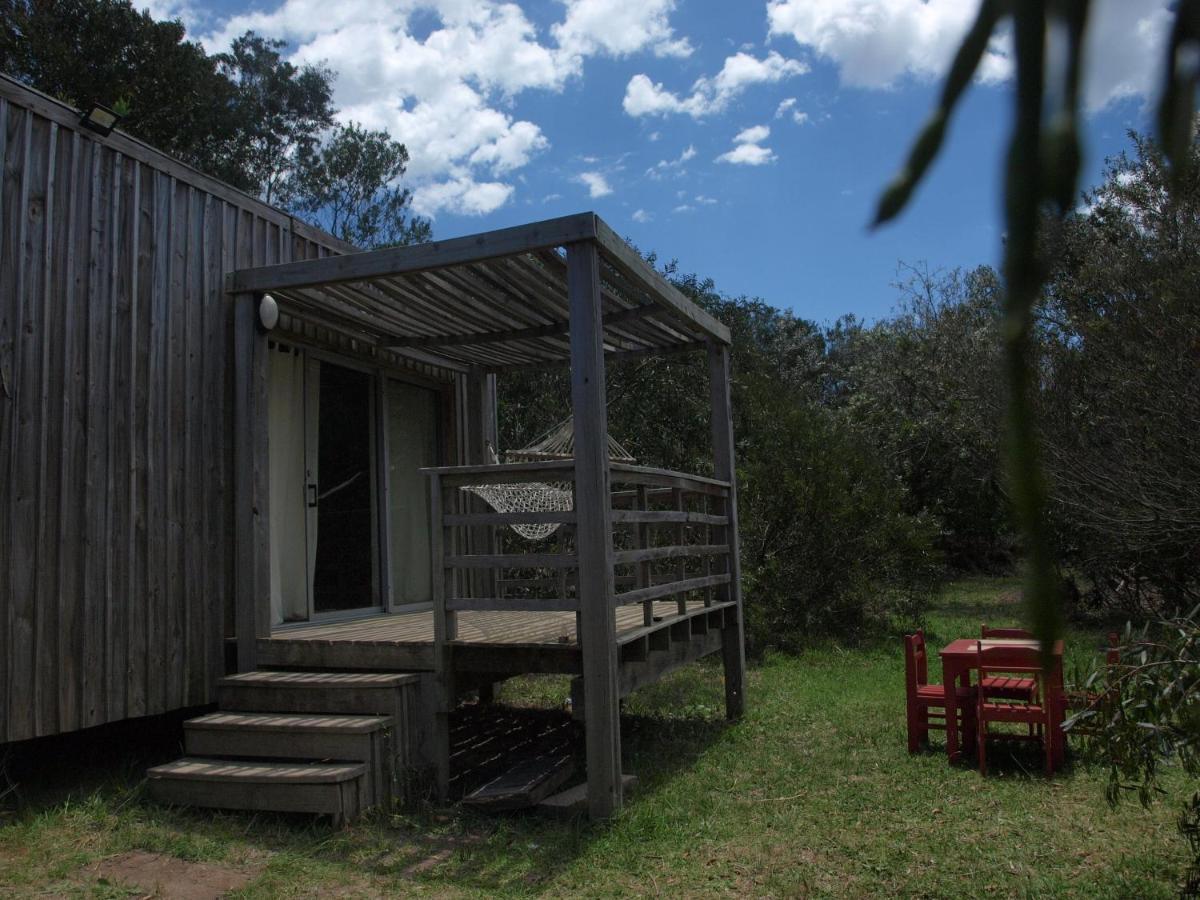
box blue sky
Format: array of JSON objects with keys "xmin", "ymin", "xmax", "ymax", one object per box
[{"xmin": 157, "ymin": 1, "xmax": 1168, "ymax": 324}]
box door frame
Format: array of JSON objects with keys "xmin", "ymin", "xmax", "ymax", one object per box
[{"xmin": 269, "ymin": 338, "xmax": 454, "ymax": 630}]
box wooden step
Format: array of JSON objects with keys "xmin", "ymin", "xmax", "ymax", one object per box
[
  {"xmin": 184, "ymin": 713, "xmax": 394, "ymax": 810},
  {"xmin": 218, "ymin": 671, "xmax": 420, "ymax": 716},
  {"xmin": 146, "ymin": 758, "xmax": 368, "ymax": 826}
]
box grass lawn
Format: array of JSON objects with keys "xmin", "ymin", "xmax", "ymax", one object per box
[{"xmin": 0, "ymin": 577, "xmax": 1189, "ymax": 897}]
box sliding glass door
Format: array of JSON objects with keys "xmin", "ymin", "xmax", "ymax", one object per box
[{"xmin": 267, "ymin": 344, "xmax": 443, "ymax": 626}]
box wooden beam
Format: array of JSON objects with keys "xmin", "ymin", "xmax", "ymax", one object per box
[
  {"xmin": 229, "ymin": 213, "xmax": 599, "ymax": 294},
  {"xmin": 232, "ymin": 294, "xmax": 268, "ymax": 672},
  {"xmin": 592, "ymin": 216, "xmax": 731, "ymax": 345},
  {"xmin": 384, "ymin": 304, "xmax": 659, "ymax": 350},
  {"xmin": 488, "ymin": 339, "xmax": 708, "ymax": 373},
  {"xmin": 709, "ymin": 342, "xmax": 746, "ymax": 720},
  {"xmin": 567, "ymin": 240, "xmax": 623, "ymax": 820}
]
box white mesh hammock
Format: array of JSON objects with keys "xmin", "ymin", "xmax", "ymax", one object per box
[{"xmin": 461, "ymin": 416, "xmax": 635, "ymax": 541}]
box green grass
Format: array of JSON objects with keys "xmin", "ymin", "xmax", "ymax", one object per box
[{"xmin": 0, "ymin": 577, "xmax": 1189, "ymax": 897}]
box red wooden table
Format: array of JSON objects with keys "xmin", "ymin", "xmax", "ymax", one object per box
[{"xmin": 939, "ymin": 638, "xmax": 1065, "ymax": 763}]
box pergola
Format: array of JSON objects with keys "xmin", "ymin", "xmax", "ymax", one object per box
[{"xmin": 226, "ymin": 212, "xmax": 744, "ymax": 818}]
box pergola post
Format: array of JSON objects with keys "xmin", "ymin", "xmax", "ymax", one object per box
[
  {"xmin": 567, "ymin": 239, "xmax": 622, "ymax": 819},
  {"xmin": 709, "ymin": 342, "xmax": 746, "ymax": 719},
  {"xmin": 232, "ymin": 292, "xmax": 270, "ymax": 672}
]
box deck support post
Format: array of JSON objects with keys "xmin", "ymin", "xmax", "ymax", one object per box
[
  {"xmin": 232, "ymin": 292, "xmax": 270, "ymax": 673},
  {"xmin": 465, "ymin": 367, "xmax": 497, "ymax": 599},
  {"xmin": 428, "ymin": 471, "xmax": 454, "ymax": 799},
  {"xmin": 567, "ymin": 239, "xmax": 622, "ymax": 819},
  {"xmin": 708, "ymin": 342, "xmax": 746, "ymax": 720}
]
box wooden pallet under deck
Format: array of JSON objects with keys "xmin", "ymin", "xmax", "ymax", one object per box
[{"xmin": 259, "ymin": 599, "xmax": 735, "ymax": 675}]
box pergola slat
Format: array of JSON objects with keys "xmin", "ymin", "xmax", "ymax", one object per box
[{"xmin": 227, "ymin": 212, "xmax": 729, "ymax": 369}]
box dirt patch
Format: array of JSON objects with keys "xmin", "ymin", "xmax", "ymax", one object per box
[{"xmin": 89, "ymin": 851, "xmax": 266, "ymax": 899}]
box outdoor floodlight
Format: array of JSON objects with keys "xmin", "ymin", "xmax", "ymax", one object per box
[{"xmin": 79, "ymin": 104, "xmax": 124, "ymax": 137}]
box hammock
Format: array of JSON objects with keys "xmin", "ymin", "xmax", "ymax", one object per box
[{"xmin": 461, "ymin": 416, "xmax": 635, "ymax": 541}]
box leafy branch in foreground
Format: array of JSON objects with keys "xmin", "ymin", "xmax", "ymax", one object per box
[
  {"xmin": 1075, "ymin": 613, "xmax": 1200, "ymax": 893},
  {"xmin": 873, "ymin": 0, "xmax": 1199, "ymax": 664}
]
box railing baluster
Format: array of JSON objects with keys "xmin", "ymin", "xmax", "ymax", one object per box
[
  {"xmin": 636, "ymin": 485, "xmax": 652, "ymax": 627},
  {"xmin": 673, "ymin": 487, "xmax": 687, "ymax": 616}
]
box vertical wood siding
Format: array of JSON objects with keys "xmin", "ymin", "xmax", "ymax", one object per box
[{"xmin": 0, "ymin": 79, "xmax": 391, "ymax": 743}]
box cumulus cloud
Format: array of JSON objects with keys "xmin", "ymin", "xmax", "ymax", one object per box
[
  {"xmin": 624, "ymin": 50, "xmax": 808, "ymax": 118},
  {"xmin": 632, "ymin": 208, "xmax": 653, "ymax": 223},
  {"xmin": 576, "ymin": 171, "xmax": 614, "ymax": 198},
  {"xmin": 717, "ymin": 124, "xmax": 776, "ymax": 165},
  {"xmin": 199, "ymin": 0, "xmax": 694, "ymax": 216},
  {"xmin": 766, "ymin": 0, "xmax": 1172, "ymax": 110}
]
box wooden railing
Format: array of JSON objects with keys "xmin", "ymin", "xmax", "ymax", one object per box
[{"xmin": 424, "ymin": 460, "xmax": 734, "ymax": 644}]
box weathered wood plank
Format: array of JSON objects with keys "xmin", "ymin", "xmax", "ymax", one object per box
[
  {"xmin": 592, "ymin": 216, "xmax": 730, "ymax": 344},
  {"xmin": 567, "ymin": 239, "xmax": 622, "ymax": 820},
  {"xmin": 612, "ymin": 544, "xmax": 729, "ymax": 565},
  {"xmin": 0, "ymin": 97, "xmax": 14, "ymax": 741},
  {"xmin": 34, "ymin": 119, "xmax": 61, "ymax": 736},
  {"xmin": 445, "ymin": 552, "xmax": 576, "ymax": 570},
  {"xmin": 614, "ymin": 573, "xmax": 731, "ymax": 607},
  {"xmin": 229, "ymin": 212, "xmax": 598, "ymax": 293},
  {"xmin": 9, "ymin": 108, "xmax": 42, "ymax": 741},
  {"xmin": 709, "ymin": 342, "xmax": 746, "ymax": 720},
  {"xmin": 446, "ymin": 598, "xmax": 580, "ymax": 613}
]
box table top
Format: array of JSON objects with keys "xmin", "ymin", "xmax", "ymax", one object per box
[{"xmin": 940, "ymin": 637, "xmax": 1064, "ymax": 658}]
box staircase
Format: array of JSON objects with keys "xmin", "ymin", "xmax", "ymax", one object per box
[{"xmin": 147, "ymin": 671, "xmax": 429, "ymax": 825}]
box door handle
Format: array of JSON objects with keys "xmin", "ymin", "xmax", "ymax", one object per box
[{"xmin": 307, "ymin": 483, "xmax": 318, "ymax": 508}]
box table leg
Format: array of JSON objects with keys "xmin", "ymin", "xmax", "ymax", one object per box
[{"xmin": 944, "ymin": 662, "xmax": 960, "ymax": 762}]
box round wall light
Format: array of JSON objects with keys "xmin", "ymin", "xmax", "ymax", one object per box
[{"xmin": 258, "ymin": 293, "xmax": 280, "ymax": 332}]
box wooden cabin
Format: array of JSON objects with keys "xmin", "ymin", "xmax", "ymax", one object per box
[{"xmin": 0, "ymin": 74, "xmax": 745, "ymax": 820}]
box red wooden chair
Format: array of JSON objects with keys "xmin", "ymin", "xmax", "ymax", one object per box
[
  {"xmin": 905, "ymin": 630, "xmax": 975, "ymax": 753},
  {"xmin": 1063, "ymin": 632, "xmax": 1121, "ymax": 737},
  {"xmin": 975, "ymin": 641, "xmax": 1061, "ymax": 775},
  {"xmin": 981, "ymin": 624, "xmax": 1033, "ymax": 639},
  {"xmin": 979, "ymin": 624, "xmax": 1039, "ymax": 703}
]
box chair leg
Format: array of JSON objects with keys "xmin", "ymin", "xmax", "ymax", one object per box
[
  {"xmin": 907, "ymin": 704, "xmax": 920, "ymax": 754},
  {"xmin": 978, "ymin": 721, "xmax": 987, "ymax": 775}
]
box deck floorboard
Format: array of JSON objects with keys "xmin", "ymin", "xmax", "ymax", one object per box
[{"xmin": 259, "ymin": 601, "xmax": 710, "ymax": 672}]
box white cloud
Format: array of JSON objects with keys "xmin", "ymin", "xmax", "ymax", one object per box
[
  {"xmin": 199, "ymin": 0, "xmax": 694, "ymax": 216},
  {"xmin": 554, "ymin": 0, "xmax": 692, "ymax": 63},
  {"xmin": 646, "ymin": 144, "xmax": 696, "ymax": 179},
  {"xmin": 674, "ymin": 204, "xmax": 696, "ymax": 213},
  {"xmin": 792, "ymin": 110, "xmax": 810, "ymax": 124},
  {"xmin": 623, "ymin": 50, "xmax": 808, "ymax": 118},
  {"xmin": 775, "ymin": 97, "xmax": 797, "ymax": 117},
  {"xmin": 766, "ymin": 0, "xmax": 1172, "ymax": 110},
  {"xmin": 695, "ymin": 194, "xmax": 718, "ymax": 205},
  {"xmin": 632, "ymin": 208, "xmax": 653, "ymax": 222},
  {"xmin": 576, "ymin": 171, "xmax": 614, "ymax": 198},
  {"xmin": 717, "ymin": 124, "xmax": 776, "ymax": 165}
]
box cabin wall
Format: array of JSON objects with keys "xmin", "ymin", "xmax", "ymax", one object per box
[{"xmin": 0, "ymin": 77, "xmax": 458, "ymax": 743}]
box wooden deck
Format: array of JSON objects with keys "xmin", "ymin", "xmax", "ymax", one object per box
[{"xmin": 259, "ymin": 600, "xmax": 726, "ymax": 674}]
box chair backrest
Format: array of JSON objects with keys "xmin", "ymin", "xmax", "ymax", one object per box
[
  {"xmin": 981, "ymin": 623, "xmax": 1034, "ymax": 639},
  {"xmin": 904, "ymin": 630, "xmax": 929, "ymax": 696},
  {"xmin": 1105, "ymin": 631, "xmax": 1120, "ymax": 666},
  {"xmin": 976, "ymin": 641, "xmax": 1059, "ymax": 702}
]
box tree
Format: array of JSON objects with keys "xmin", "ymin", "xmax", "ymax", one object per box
[
  {"xmin": 827, "ymin": 265, "xmax": 1009, "ymax": 570},
  {"xmin": 0, "ymin": 0, "xmax": 240, "ymax": 178},
  {"xmin": 1038, "ymin": 133, "xmax": 1200, "ymax": 614},
  {"xmin": 213, "ymin": 33, "xmax": 335, "ymax": 203},
  {"xmin": 289, "ymin": 122, "xmax": 431, "ymax": 248}
]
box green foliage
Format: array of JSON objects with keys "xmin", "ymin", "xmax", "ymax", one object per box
[
  {"xmin": 1039, "ymin": 133, "xmax": 1200, "ymax": 614},
  {"xmin": 0, "ymin": 0, "xmax": 427, "ymax": 247},
  {"xmin": 827, "ymin": 265, "xmax": 1010, "ymax": 571},
  {"xmin": 212, "ymin": 33, "xmax": 335, "ymax": 203},
  {"xmin": 1078, "ymin": 611, "xmax": 1200, "ymax": 893},
  {"xmin": 0, "ymin": 0, "xmax": 241, "ymax": 177},
  {"xmin": 290, "ymin": 122, "xmax": 432, "ymax": 249},
  {"xmin": 499, "ymin": 264, "xmax": 942, "ymax": 648}
]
